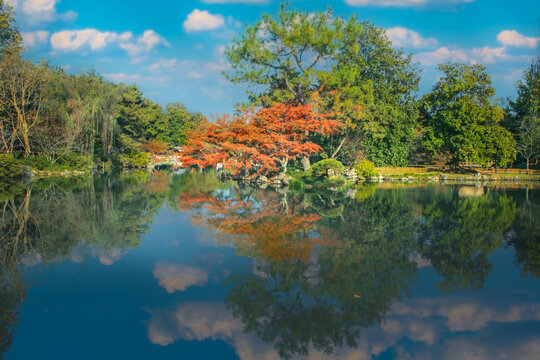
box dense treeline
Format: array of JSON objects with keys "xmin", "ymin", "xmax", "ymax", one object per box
[{"xmin": 0, "ymin": 0, "xmax": 202, "ymax": 173}]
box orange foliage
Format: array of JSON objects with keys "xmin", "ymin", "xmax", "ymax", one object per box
[
  {"xmin": 144, "ymin": 140, "xmax": 169, "ymax": 154},
  {"xmin": 181, "ymin": 103, "xmax": 342, "ymax": 175}
]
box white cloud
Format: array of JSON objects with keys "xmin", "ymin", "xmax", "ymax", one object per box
[
  {"xmin": 20, "ymin": 0, "xmax": 77, "ymax": 23},
  {"xmin": 471, "ymin": 46, "xmax": 507, "ymax": 64},
  {"xmin": 153, "ymin": 263, "xmax": 208, "ymax": 293},
  {"xmin": 344, "ymin": 0, "xmax": 474, "ymax": 8},
  {"xmin": 497, "ymin": 30, "xmax": 540, "ymax": 48},
  {"xmin": 103, "ymin": 73, "xmax": 142, "ymax": 84},
  {"xmin": 147, "ymin": 58, "xmax": 179, "ymax": 72},
  {"xmin": 187, "ymin": 71, "xmax": 205, "ymax": 79},
  {"xmin": 50, "ymin": 29, "xmax": 132, "ymax": 51},
  {"xmin": 119, "ymin": 30, "xmax": 169, "ymax": 56},
  {"xmin": 183, "ymin": 9, "xmax": 225, "ymax": 33},
  {"xmin": 415, "ymin": 47, "xmax": 468, "ymax": 66},
  {"xmin": 386, "ymin": 27, "xmax": 438, "ymax": 48},
  {"xmin": 415, "ymin": 45, "xmax": 510, "ymax": 66},
  {"xmin": 21, "ymin": 30, "xmax": 49, "ymax": 47}
]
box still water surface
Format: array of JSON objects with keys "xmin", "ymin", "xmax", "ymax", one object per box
[{"xmin": 1, "ymin": 172, "xmax": 539, "ymax": 359}]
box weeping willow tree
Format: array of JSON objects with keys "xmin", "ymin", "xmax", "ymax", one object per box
[{"xmin": 35, "ymin": 68, "xmax": 123, "ymax": 162}]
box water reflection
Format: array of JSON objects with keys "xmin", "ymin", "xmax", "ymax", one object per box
[
  {"xmin": 0, "ymin": 173, "xmax": 168, "ymax": 357},
  {"xmin": 0, "ymin": 172, "xmax": 539, "ymax": 359}
]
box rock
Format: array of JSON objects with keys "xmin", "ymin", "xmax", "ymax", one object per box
[
  {"xmin": 368, "ymin": 176, "xmax": 380, "ymax": 182},
  {"xmin": 440, "ymin": 175, "xmax": 447, "ymax": 181},
  {"xmin": 475, "ymin": 172, "xmax": 482, "ymax": 179},
  {"xmin": 282, "ymin": 176, "xmax": 290, "ymax": 186},
  {"xmin": 300, "ymin": 157, "xmax": 311, "ymax": 171},
  {"xmin": 258, "ymin": 175, "xmax": 268, "ymax": 183},
  {"xmin": 327, "ymin": 168, "xmax": 335, "ymax": 178},
  {"xmin": 378, "ymin": 173, "xmax": 384, "ymax": 181},
  {"xmin": 304, "ymin": 184, "xmax": 313, "ymax": 189},
  {"xmin": 21, "ymin": 166, "xmax": 35, "ymax": 184},
  {"xmin": 407, "ymin": 176, "xmax": 414, "ymax": 181}
]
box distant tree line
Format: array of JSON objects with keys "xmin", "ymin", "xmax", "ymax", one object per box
[{"xmin": 0, "ymin": 0, "xmax": 203, "ymax": 172}]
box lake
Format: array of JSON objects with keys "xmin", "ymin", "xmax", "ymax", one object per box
[{"xmin": 1, "ymin": 171, "xmax": 539, "ymax": 359}]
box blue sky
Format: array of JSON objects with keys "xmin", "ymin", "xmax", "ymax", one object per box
[{"xmin": 12, "ymin": 0, "xmax": 540, "ymax": 115}]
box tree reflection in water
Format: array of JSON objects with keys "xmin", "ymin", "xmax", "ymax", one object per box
[
  {"xmin": 176, "ymin": 179, "xmax": 524, "ymax": 359},
  {"xmin": 0, "ymin": 173, "xmax": 169, "ymax": 358}
]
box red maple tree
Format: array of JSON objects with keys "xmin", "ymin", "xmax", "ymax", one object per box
[{"xmin": 180, "ymin": 104, "xmax": 342, "ymax": 175}]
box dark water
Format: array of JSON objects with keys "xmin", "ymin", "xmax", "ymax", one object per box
[{"xmin": 1, "ymin": 172, "xmax": 539, "ymax": 360}]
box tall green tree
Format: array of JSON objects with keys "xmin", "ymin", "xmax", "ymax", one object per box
[
  {"xmin": 225, "ymin": 5, "xmax": 420, "ymax": 166},
  {"xmin": 420, "ymin": 63, "xmax": 516, "ymax": 167},
  {"xmin": 507, "ymin": 58, "xmax": 540, "ymax": 173},
  {"xmin": 161, "ymin": 102, "xmax": 204, "ymax": 146},
  {"xmin": 0, "ymin": 0, "xmax": 21, "ymax": 58},
  {"xmin": 115, "ymin": 85, "xmax": 164, "ymax": 148}
]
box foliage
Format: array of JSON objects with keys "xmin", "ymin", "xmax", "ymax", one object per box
[
  {"xmin": 506, "ymin": 58, "xmax": 540, "ymax": 172},
  {"xmin": 307, "ymin": 159, "xmax": 344, "ymax": 181},
  {"xmin": 420, "ymin": 63, "xmax": 516, "ymax": 167},
  {"xmin": 181, "ymin": 103, "xmax": 341, "ymax": 175},
  {"xmin": 55, "ymin": 152, "xmax": 92, "ymax": 171},
  {"xmin": 353, "ymin": 159, "xmax": 377, "ymax": 178},
  {"xmin": 0, "ymin": 8, "xmax": 201, "ymax": 173},
  {"xmin": 17, "ymin": 153, "xmax": 92, "ymax": 172},
  {"xmin": 0, "ymin": 153, "xmax": 22, "ymax": 179},
  {"xmin": 112, "ymin": 149, "xmax": 151, "ymax": 169},
  {"xmin": 225, "ymin": 5, "xmax": 420, "ymax": 165},
  {"xmin": 162, "ymin": 102, "xmax": 204, "ymax": 146},
  {"xmin": 144, "ymin": 139, "xmax": 169, "ymax": 154},
  {"xmin": 0, "ymin": 0, "xmax": 21, "ymax": 57}
]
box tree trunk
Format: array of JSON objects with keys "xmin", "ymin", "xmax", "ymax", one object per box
[
  {"xmin": 281, "ymin": 157, "xmax": 288, "ymax": 174},
  {"xmin": 331, "ymin": 135, "xmax": 347, "ymax": 159},
  {"xmin": 526, "ymin": 157, "xmax": 530, "ymax": 175}
]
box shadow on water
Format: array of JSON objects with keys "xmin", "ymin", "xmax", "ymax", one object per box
[{"xmin": 0, "ymin": 171, "xmax": 539, "ymax": 359}]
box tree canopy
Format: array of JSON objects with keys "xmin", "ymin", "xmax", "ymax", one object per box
[
  {"xmin": 225, "ymin": 5, "xmax": 420, "ymax": 165},
  {"xmin": 420, "ymin": 63, "xmax": 516, "ymax": 167}
]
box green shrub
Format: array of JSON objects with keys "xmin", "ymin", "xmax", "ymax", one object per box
[
  {"xmin": 0, "ymin": 154, "xmax": 23, "ymax": 179},
  {"xmin": 354, "ymin": 159, "xmax": 377, "ymax": 178},
  {"xmin": 113, "ymin": 149, "xmax": 151, "ymax": 169},
  {"xmin": 308, "ymin": 159, "xmax": 344, "ymax": 181},
  {"xmin": 19, "ymin": 155, "xmax": 52, "ymax": 170},
  {"xmin": 289, "ymin": 177, "xmax": 305, "ymax": 190},
  {"xmin": 56, "ymin": 152, "xmax": 93, "ymax": 171}
]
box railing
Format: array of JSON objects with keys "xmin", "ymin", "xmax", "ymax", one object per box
[
  {"xmin": 375, "ymin": 166, "xmax": 540, "ymax": 175},
  {"xmin": 478, "ymin": 168, "xmax": 540, "ymax": 175}
]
